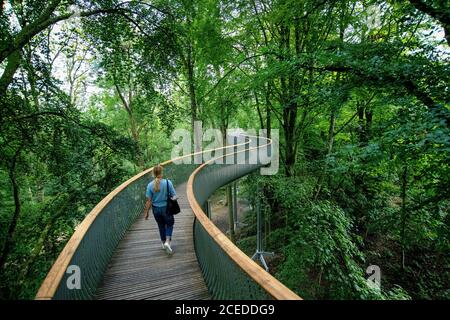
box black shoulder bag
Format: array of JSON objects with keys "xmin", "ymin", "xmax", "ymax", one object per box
[{"xmin": 166, "ymin": 179, "xmax": 180, "ymax": 215}]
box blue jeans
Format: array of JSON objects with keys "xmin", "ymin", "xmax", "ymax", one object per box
[{"xmin": 152, "ymin": 206, "xmax": 174, "ymax": 242}]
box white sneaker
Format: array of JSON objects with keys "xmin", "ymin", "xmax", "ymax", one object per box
[
  {"xmin": 164, "ymin": 242, "xmax": 173, "ymax": 255},
  {"xmin": 161, "ymin": 243, "xmax": 166, "ymax": 250}
]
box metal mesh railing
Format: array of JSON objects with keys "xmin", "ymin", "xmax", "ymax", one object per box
[
  {"xmin": 36, "ymin": 142, "xmax": 241, "ymax": 299},
  {"xmin": 194, "ymin": 221, "xmax": 271, "ymax": 299},
  {"xmin": 37, "ymin": 135, "xmax": 299, "ymax": 300},
  {"xmin": 190, "ymin": 136, "xmax": 294, "ymax": 300},
  {"xmin": 52, "ymin": 170, "xmax": 152, "ymax": 299},
  {"xmin": 47, "ymin": 158, "xmax": 203, "ymax": 299}
]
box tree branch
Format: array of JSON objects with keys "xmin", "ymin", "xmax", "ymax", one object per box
[{"xmin": 408, "ymin": 0, "xmax": 450, "ymax": 46}]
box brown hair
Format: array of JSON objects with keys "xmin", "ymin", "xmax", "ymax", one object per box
[{"xmin": 153, "ymin": 164, "xmax": 163, "ymax": 192}]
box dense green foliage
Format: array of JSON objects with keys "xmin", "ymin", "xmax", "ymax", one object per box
[{"xmin": 0, "ymin": 0, "xmax": 448, "ymax": 299}]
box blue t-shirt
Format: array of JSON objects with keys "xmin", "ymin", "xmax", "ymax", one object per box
[{"xmin": 146, "ymin": 178, "xmax": 176, "ymax": 207}]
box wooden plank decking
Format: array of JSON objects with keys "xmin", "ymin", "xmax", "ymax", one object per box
[{"xmin": 95, "ymin": 183, "xmax": 210, "ymax": 300}]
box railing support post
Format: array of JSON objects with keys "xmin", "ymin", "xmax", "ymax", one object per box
[
  {"xmin": 233, "ymin": 181, "xmax": 238, "ymax": 230},
  {"xmin": 206, "ymin": 200, "xmax": 212, "ymax": 219},
  {"xmin": 227, "ymin": 185, "xmax": 236, "ymax": 243},
  {"xmin": 232, "ymin": 181, "xmax": 247, "ymax": 231},
  {"xmin": 251, "ymin": 181, "xmax": 274, "ymax": 272}
]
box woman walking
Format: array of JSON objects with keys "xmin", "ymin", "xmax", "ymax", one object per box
[{"xmin": 143, "ymin": 164, "xmax": 177, "ymax": 255}]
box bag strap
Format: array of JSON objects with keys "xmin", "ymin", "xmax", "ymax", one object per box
[
  {"xmin": 166, "ymin": 179, "xmax": 170, "ymax": 214},
  {"xmin": 166, "ymin": 179, "xmax": 170, "ymax": 200}
]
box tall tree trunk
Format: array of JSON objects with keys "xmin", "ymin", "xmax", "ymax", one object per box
[
  {"xmin": 0, "ymin": 50, "xmax": 21, "ymax": 96},
  {"xmin": 400, "ymin": 161, "xmax": 408, "ymax": 270},
  {"xmin": 265, "ymin": 82, "xmax": 272, "ymax": 138},
  {"xmin": 356, "ymin": 101, "xmax": 373, "ymax": 146},
  {"xmin": 0, "ymin": 148, "xmax": 22, "ymax": 283},
  {"xmin": 279, "ymin": 23, "xmax": 298, "ymax": 177},
  {"xmin": 357, "ymin": 101, "xmax": 366, "ymax": 144},
  {"xmin": 325, "ymin": 109, "xmax": 336, "ymax": 189},
  {"xmin": 314, "ymin": 4, "xmax": 347, "ymax": 199},
  {"xmin": 23, "ymin": 45, "xmax": 40, "ymax": 110},
  {"xmin": 114, "ymin": 82, "xmax": 144, "ymax": 168},
  {"xmin": 252, "ymin": 0, "xmax": 271, "ymax": 138},
  {"xmin": 128, "ymin": 111, "xmax": 143, "ymax": 167},
  {"xmin": 283, "ymin": 118, "xmax": 296, "ymax": 177},
  {"xmin": 220, "ymin": 127, "xmax": 235, "ymax": 242},
  {"xmin": 313, "ymin": 84, "xmax": 338, "ymax": 200},
  {"xmin": 254, "ymin": 90, "xmax": 265, "ymax": 130},
  {"xmin": 365, "ymin": 108, "xmax": 373, "ymax": 141},
  {"xmin": 186, "ymin": 43, "xmax": 200, "ymax": 152}
]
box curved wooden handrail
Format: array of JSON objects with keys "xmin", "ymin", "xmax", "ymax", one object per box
[
  {"xmin": 35, "ymin": 139, "xmax": 251, "ymax": 300},
  {"xmin": 187, "ymin": 135, "xmax": 302, "ymax": 300}
]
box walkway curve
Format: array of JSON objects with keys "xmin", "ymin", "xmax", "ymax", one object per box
[
  {"xmin": 187, "ymin": 135, "xmax": 301, "ymax": 300},
  {"xmin": 35, "ymin": 140, "xmax": 249, "ymax": 299},
  {"xmin": 35, "ymin": 135, "xmax": 302, "ymax": 300}
]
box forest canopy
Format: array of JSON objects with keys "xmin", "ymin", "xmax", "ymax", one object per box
[{"xmin": 0, "ymin": 0, "xmax": 448, "ymax": 300}]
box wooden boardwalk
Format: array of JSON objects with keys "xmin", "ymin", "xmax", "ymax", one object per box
[{"xmin": 95, "ymin": 183, "xmax": 211, "ymax": 300}]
